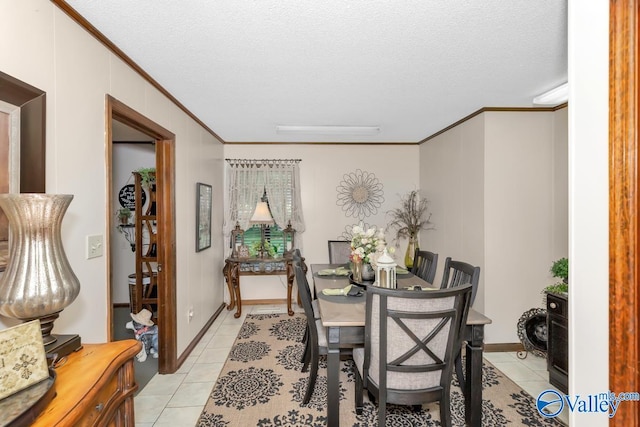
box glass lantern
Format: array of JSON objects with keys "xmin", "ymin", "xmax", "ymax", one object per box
[
  {"xmin": 283, "ymin": 220, "xmax": 296, "ymax": 255},
  {"xmin": 230, "ymin": 222, "xmax": 244, "ymax": 257},
  {"xmin": 375, "ymin": 248, "xmax": 397, "ymax": 289}
]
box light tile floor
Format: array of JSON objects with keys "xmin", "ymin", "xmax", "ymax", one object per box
[
  {"xmin": 483, "ymin": 351, "xmax": 569, "ymax": 425},
  {"xmin": 134, "ymin": 304, "xmax": 568, "ymax": 426}
]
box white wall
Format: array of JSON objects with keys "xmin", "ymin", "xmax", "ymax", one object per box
[
  {"xmin": 419, "ymin": 114, "xmax": 485, "ymax": 312},
  {"xmin": 420, "ymin": 109, "xmax": 568, "ymax": 344},
  {"xmin": 569, "ymin": 1, "xmax": 609, "ymax": 425},
  {"xmin": 484, "ymin": 111, "xmax": 568, "ymax": 343},
  {"xmin": 0, "ymin": 0, "xmax": 226, "ymax": 358},
  {"xmin": 224, "ymin": 144, "xmax": 420, "ymax": 300},
  {"xmin": 552, "ymin": 108, "xmax": 569, "ymax": 260}
]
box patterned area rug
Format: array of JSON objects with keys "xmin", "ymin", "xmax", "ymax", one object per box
[{"xmin": 197, "ymin": 313, "xmax": 562, "ymax": 426}]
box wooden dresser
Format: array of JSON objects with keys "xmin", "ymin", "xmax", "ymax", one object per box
[{"xmin": 32, "ymin": 340, "xmax": 141, "ymax": 427}]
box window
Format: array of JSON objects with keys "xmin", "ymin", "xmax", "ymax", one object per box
[
  {"xmin": 243, "ymin": 224, "xmax": 284, "ymax": 256},
  {"xmin": 224, "ymin": 159, "xmax": 305, "ymax": 257}
]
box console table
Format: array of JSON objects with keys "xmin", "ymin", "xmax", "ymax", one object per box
[
  {"xmin": 32, "ymin": 340, "xmax": 141, "ymax": 426},
  {"xmin": 223, "ymin": 256, "xmax": 306, "ymax": 318}
]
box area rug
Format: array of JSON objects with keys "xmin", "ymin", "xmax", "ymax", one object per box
[{"xmin": 197, "ymin": 313, "xmax": 562, "ymax": 426}]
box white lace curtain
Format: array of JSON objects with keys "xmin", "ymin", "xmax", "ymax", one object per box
[{"xmin": 224, "ymin": 159, "xmax": 305, "ymax": 255}]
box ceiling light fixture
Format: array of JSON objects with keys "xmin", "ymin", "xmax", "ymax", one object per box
[
  {"xmin": 275, "ymin": 125, "xmax": 381, "ymax": 136},
  {"xmin": 533, "ymin": 82, "xmax": 568, "ymax": 105}
]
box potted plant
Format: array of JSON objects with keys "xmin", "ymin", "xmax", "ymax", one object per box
[
  {"xmin": 545, "ymin": 257, "xmax": 568, "ymax": 294},
  {"xmin": 135, "ymin": 167, "xmax": 156, "ymax": 188},
  {"xmin": 118, "ymin": 207, "xmax": 131, "ymax": 224},
  {"xmin": 386, "ymin": 190, "xmax": 434, "ymax": 269}
]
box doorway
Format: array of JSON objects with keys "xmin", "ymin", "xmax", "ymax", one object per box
[
  {"xmin": 106, "ymin": 95, "xmax": 177, "ymax": 374},
  {"xmin": 111, "ymin": 123, "xmax": 157, "ymax": 388}
]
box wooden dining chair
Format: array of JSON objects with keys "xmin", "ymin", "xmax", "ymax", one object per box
[
  {"xmin": 293, "ymin": 262, "xmax": 353, "ymax": 404},
  {"xmin": 439, "ymin": 257, "xmax": 480, "ymax": 306},
  {"xmin": 292, "ymin": 250, "xmax": 320, "ymax": 369},
  {"xmin": 353, "ymin": 284, "xmax": 473, "ymax": 427},
  {"xmin": 439, "ymin": 257, "xmax": 481, "ymax": 387},
  {"xmin": 411, "ymin": 249, "xmax": 438, "ymax": 284},
  {"xmin": 328, "ymin": 240, "xmax": 352, "ymax": 264}
]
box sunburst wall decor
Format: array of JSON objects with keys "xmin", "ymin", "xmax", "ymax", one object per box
[{"xmin": 336, "ymin": 169, "xmax": 384, "ymax": 219}]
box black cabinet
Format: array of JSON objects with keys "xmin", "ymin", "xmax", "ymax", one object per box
[{"xmin": 546, "ymin": 292, "xmax": 568, "ymax": 393}]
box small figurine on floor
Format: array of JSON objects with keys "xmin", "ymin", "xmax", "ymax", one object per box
[{"xmin": 126, "ymin": 309, "xmax": 159, "ymax": 362}]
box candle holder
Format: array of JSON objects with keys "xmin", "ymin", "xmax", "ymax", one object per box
[
  {"xmin": 230, "ymin": 222, "xmax": 244, "ymax": 257},
  {"xmin": 282, "ymin": 220, "xmax": 295, "ymax": 255},
  {"xmin": 375, "ymin": 248, "xmax": 397, "ymax": 289}
]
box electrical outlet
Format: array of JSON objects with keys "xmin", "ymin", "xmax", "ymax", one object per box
[{"xmin": 87, "ymin": 234, "xmax": 103, "ymax": 259}]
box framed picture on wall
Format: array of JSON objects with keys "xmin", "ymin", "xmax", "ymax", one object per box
[{"xmin": 196, "ymin": 182, "xmax": 212, "ymax": 252}]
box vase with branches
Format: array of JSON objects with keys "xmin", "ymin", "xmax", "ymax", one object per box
[{"xmin": 387, "ymin": 190, "xmax": 433, "ymax": 269}]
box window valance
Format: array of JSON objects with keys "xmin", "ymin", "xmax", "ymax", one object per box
[{"xmin": 224, "ymin": 159, "xmax": 305, "ymax": 256}]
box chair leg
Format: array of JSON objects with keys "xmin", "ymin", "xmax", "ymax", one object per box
[
  {"xmin": 301, "ymin": 327, "xmax": 310, "ymax": 371},
  {"xmin": 301, "ymin": 340, "xmax": 311, "ymax": 372},
  {"xmin": 439, "ymin": 392, "xmax": 452, "ymax": 427},
  {"xmin": 455, "ymin": 352, "xmax": 464, "ymax": 387},
  {"xmin": 355, "ymin": 367, "xmax": 363, "ymax": 415},
  {"xmin": 378, "ymin": 396, "xmax": 386, "ymax": 427},
  {"xmin": 303, "ymin": 347, "xmax": 319, "ymax": 404}
]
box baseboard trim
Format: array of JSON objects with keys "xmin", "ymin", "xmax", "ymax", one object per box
[
  {"xmin": 484, "ymin": 343, "xmax": 525, "ymax": 353},
  {"xmin": 175, "ymin": 303, "xmax": 226, "ymax": 371},
  {"xmin": 242, "ymin": 299, "xmax": 288, "ymax": 306}
]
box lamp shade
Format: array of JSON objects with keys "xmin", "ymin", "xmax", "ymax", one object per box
[{"xmin": 250, "ymin": 201, "xmax": 274, "ymax": 225}]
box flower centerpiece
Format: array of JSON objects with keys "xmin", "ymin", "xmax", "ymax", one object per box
[
  {"xmin": 350, "ymin": 223, "xmax": 387, "ymax": 281},
  {"xmin": 387, "ymin": 190, "xmax": 434, "ymax": 269}
]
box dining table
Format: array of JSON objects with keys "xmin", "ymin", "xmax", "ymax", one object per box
[{"xmin": 311, "ymin": 264, "xmax": 492, "ymax": 427}]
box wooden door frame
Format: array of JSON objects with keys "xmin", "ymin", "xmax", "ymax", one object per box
[
  {"xmin": 106, "ymin": 95, "xmax": 178, "ymax": 374},
  {"xmin": 610, "ymin": 0, "xmax": 640, "ymax": 425},
  {"xmin": 0, "ymin": 71, "xmax": 46, "ymax": 193}
]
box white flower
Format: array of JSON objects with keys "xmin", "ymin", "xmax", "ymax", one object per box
[{"xmin": 350, "ymin": 224, "xmax": 388, "ymax": 264}]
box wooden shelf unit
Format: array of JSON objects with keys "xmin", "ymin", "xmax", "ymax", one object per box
[{"xmin": 133, "ymin": 171, "xmax": 158, "ymax": 323}]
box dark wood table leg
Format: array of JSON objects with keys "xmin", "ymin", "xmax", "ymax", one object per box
[
  {"xmin": 233, "ymin": 275, "xmax": 242, "ymax": 318},
  {"xmin": 326, "ymin": 326, "xmax": 341, "ymax": 427},
  {"xmin": 223, "ymin": 261, "xmax": 236, "ymax": 312},
  {"xmin": 286, "ymin": 262, "xmax": 295, "ymax": 316},
  {"xmin": 227, "ymin": 262, "xmax": 242, "ymax": 319},
  {"xmin": 465, "ymin": 324, "xmax": 485, "ymax": 427}
]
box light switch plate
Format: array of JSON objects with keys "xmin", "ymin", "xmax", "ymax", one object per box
[{"xmin": 87, "ymin": 234, "xmax": 103, "ymax": 259}]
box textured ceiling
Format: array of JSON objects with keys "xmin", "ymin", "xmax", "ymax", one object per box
[{"xmin": 64, "ymin": 1, "xmax": 567, "ymax": 143}]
